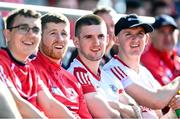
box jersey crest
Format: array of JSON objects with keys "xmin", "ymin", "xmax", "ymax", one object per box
[{"xmin": 109, "ymin": 84, "xmax": 118, "ymax": 93}]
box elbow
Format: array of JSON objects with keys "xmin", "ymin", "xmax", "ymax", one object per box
[
  {"xmin": 105, "ymin": 113, "xmax": 121, "ymax": 118},
  {"xmin": 110, "ymin": 112, "xmax": 121, "ymax": 118},
  {"xmin": 89, "ymin": 107, "xmax": 120, "ymax": 118},
  {"xmin": 91, "ymin": 111, "xmax": 120, "ymax": 118},
  {"xmin": 150, "ymin": 99, "xmax": 167, "ymax": 109}
]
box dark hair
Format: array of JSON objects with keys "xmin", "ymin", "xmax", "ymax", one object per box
[
  {"xmin": 93, "ymin": 6, "xmax": 116, "ymax": 15},
  {"xmin": 6, "ymin": 9, "xmax": 41, "ymax": 29},
  {"xmin": 75, "ymin": 14, "xmax": 104, "ymax": 37},
  {"xmin": 151, "ymin": 1, "xmax": 168, "ymax": 16},
  {"xmin": 126, "ymin": 0, "xmax": 142, "ymax": 9},
  {"xmin": 41, "ymin": 12, "xmax": 69, "ymax": 31}
]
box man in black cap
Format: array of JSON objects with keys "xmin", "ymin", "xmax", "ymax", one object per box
[
  {"xmin": 141, "ymin": 14, "xmax": 180, "ymax": 86},
  {"xmin": 103, "ymin": 14, "xmax": 180, "ymax": 118}
]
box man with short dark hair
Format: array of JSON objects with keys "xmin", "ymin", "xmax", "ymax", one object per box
[
  {"xmin": 68, "ymin": 14, "xmax": 142, "ymax": 118},
  {"xmin": 93, "ymin": 7, "xmax": 118, "ymax": 66}
]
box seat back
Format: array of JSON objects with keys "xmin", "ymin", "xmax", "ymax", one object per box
[{"xmin": 0, "ymin": 16, "xmax": 6, "ymax": 48}]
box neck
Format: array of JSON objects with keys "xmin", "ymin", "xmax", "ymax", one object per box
[
  {"xmin": 78, "ymin": 55, "xmax": 100, "ymax": 75},
  {"xmin": 117, "ymin": 52, "xmax": 140, "ymax": 73},
  {"xmin": 48, "ymin": 57, "xmax": 61, "ymax": 65},
  {"xmin": 40, "ymin": 51, "xmax": 61, "ymax": 65},
  {"xmin": 8, "ymin": 48, "xmax": 28, "ymax": 64}
]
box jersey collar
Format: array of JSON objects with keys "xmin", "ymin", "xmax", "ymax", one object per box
[
  {"xmin": 2, "ymin": 47, "xmax": 27, "ymax": 66},
  {"xmin": 77, "ymin": 55, "xmax": 101, "ymax": 81},
  {"xmin": 37, "ymin": 51, "xmax": 62, "ymax": 70},
  {"xmin": 114, "ymin": 55, "xmax": 129, "ymax": 68}
]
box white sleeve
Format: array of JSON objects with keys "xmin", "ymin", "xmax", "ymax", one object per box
[
  {"xmin": 105, "ymin": 70, "xmax": 134, "ymax": 89},
  {"xmin": 121, "ymin": 76, "xmax": 134, "ymax": 89}
]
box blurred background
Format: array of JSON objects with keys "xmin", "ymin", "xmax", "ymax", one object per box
[
  {"xmin": 0, "ymin": 0, "xmax": 180, "ymax": 61},
  {"xmin": 0, "ymin": 0, "xmax": 180, "ymax": 17},
  {"xmin": 1, "ymin": 0, "xmax": 180, "ymax": 32}
]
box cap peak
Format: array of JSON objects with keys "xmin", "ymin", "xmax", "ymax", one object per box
[{"xmin": 115, "ymin": 14, "xmax": 153, "ymax": 36}]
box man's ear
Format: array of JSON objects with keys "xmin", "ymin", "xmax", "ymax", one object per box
[
  {"xmin": 106, "ymin": 34, "xmax": 110, "ymax": 45},
  {"xmin": 3, "ymin": 29, "xmax": 10, "ymax": 43},
  {"xmin": 112, "ymin": 34, "xmax": 116, "ymax": 43},
  {"xmin": 145, "ymin": 33, "xmax": 150, "ymax": 45},
  {"xmin": 114, "ymin": 36, "xmax": 120, "ymax": 46},
  {"xmin": 73, "ymin": 36, "xmax": 79, "ymax": 48}
]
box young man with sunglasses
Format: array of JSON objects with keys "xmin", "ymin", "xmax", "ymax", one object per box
[{"xmin": 0, "ymin": 8, "xmax": 76, "ymax": 118}]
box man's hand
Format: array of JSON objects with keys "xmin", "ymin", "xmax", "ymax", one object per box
[{"xmin": 169, "ymin": 95, "xmax": 180, "ymax": 111}]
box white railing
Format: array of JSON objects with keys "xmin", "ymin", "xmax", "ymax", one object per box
[
  {"xmin": 0, "ymin": 2, "xmax": 155, "ymax": 48},
  {"xmin": 0, "ymin": 2, "xmax": 154, "ymax": 22},
  {"xmin": 0, "ymin": 2, "xmax": 91, "ymax": 19}
]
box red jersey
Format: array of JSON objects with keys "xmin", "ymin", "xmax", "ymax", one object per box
[
  {"xmin": 32, "ymin": 52, "xmax": 92, "ymax": 119},
  {"xmin": 141, "ymin": 45, "xmax": 180, "ymax": 86},
  {"xmin": 0, "ymin": 48, "xmax": 42, "ymax": 108}
]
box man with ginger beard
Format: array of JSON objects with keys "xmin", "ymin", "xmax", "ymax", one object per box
[{"xmin": 32, "ymin": 13, "xmax": 92, "ymax": 119}]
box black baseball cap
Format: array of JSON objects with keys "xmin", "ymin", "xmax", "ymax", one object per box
[
  {"xmin": 115, "ymin": 14, "xmax": 153, "ymax": 36},
  {"xmin": 152, "ymin": 14, "xmax": 178, "ymax": 29}
]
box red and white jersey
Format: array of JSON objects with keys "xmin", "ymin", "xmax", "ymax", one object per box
[
  {"xmin": 32, "ymin": 52, "xmax": 92, "ymax": 119},
  {"xmin": 0, "ymin": 48, "xmax": 42, "ymax": 108},
  {"xmin": 103, "ymin": 55, "xmax": 161, "ymax": 119},
  {"xmin": 141, "ymin": 44, "xmax": 180, "ymax": 86},
  {"xmin": 68, "ymin": 56, "xmax": 124, "ymax": 102}
]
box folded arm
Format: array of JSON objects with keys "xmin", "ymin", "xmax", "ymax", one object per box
[
  {"xmin": 0, "ymin": 80, "xmax": 22, "ymax": 118},
  {"xmin": 37, "ymin": 84, "xmax": 76, "ymax": 118},
  {"xmin": 125, "ymin": 77, "xmax": 180, "ymax": 109},
  {"xmin": 84, "ymin": 92, "xmax": 121, "ymax": 118},
  {"xmin": 7, "ymin": 81, "xmax": 47, "ymax": 119}
]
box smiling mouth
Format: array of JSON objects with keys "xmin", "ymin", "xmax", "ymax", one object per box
[
  {"xmin": 54, "ymin": 45, "xmax": 64, "ymax": 49},
  {"xmin": 130, "ymin": 44, "xmax": 139, "ymax": 48},
  {"xmin": 23, "ymin": 41, "xmax": 33, "ymax": 45},
  {"xmin": 91, "ymin": 47, "xmax": 101, "ymax": 52}
]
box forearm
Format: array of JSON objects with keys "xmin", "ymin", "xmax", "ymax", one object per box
[
  {"xmin": 109, "ymin": 101, "xmax": 142, "ymax": 118},
  {"xmin": 37, "ymin": 87, "xmax": 76, "ymax": 118},
  {"xmin": 8, "ymin": 87, "xmax": 46, "ymax": 118},
  {"xmin": 84, "ymin": 93, "xmax": 121, "ymax": 118},
  {"xmin": 43, "ymin": 98, "xmax": 75, "ymax": 118},
  {"xmin": 0, "ymin": 82, "xmax": 22, "ymax": 118},
  {"xmin": 118, "ymin": 103, "xmax": 142, "ymax": 118},
  {"xmin": 118, "ymin": 92, "xmax": 143, "ymax": 118},
  {"xmin": 16, "ymin": 98, "xmax": 47, "ymax": 118},
  {"xmin": 125, "ymin": 77, "xmax": 180, "ymax": 109},
  {"xmin": 156, "ymin": 77, "xmax": 180, "ymax": 108}
]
